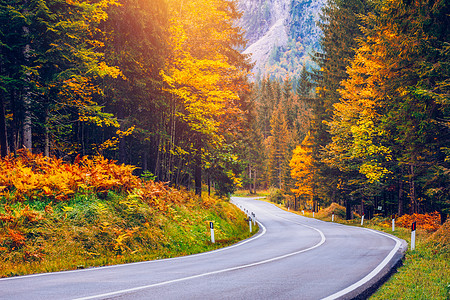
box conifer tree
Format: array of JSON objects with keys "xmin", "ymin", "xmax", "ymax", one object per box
[
  {"xmin": 101, "ymin": 0, "xmax": 169, "ymax": 168},
  {"xmin": 328, "ymin": 0, "xmax": 449, "ymax": 217},
  {"xmin": 267, "ymin": 106, "xmax": 290, "ymax": 189},
  {"xmin": 0, "ymin": 0, "xmax": 121, "ymax": 157},
  {"xmin": 308, "ymin": 0, "xmax": 373, "ymax": 214}
]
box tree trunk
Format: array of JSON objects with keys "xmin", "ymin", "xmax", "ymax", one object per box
[
  {"xmin": 409, "ymin": 164, "xmax": 418, "ymax": 214},
  {"xmin": 194, "ymin": 161, "xmax": 202, "ymax": 196},
  {"xmin": 0, "ymin": 97, "xmax": 8, "ymax": 157},
  {"xmin": 194, "ymin": 136, "xmax": 202, "ymax": 197},
  {"xmin": 22, "ymin": 100, "xmax": 32, "ymax": 151},
  {"xmin": 0, "ymin": 46, "xmax": 8, "ymax": 157},
  {"xmin": 44, "ymin": 111, "xmax": 49, "ymax": 156},
  {"xmin": 346, "ymin": 198, "xmax": 352, "ymax": 220},
  {"xmin": 398, "ymin": 179, "xmax": 404, "ymax": 216},
  {"xmin": 248, "ymin": 164, "xmax": 252, "ymax": 194},
  {"xmin": 22, "ymin": 22, "xmax": 32, "ymax": 152},
  {"xmin": 253, "ymin": 168, "xmax": 257, "ymax": 194},
  {"xmin": 208, "ymin": 175, "xmax": 211, "ymax": 196},
  {"xmin": 155, "ymin": 134, "xmax": 162, "ymax": 180},
  {"xmin": 10, "ymin": 91, "xmax": 18, "ymax": 154},
  {"xmin": 81, "ymin": 121, "xmax": 85, "ymax": 156}
]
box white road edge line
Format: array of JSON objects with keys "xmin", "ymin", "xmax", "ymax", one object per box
[
  {"xmin": 321, "ymin": 228, "xmax": 402, "ymax": 300},
  {"xmin": 0, "ymin": 200, "xmax": 266, "ymax": 283},
  {"xmin": 73, "ymin": 200, "xmax": 327, "ymax": 300}
]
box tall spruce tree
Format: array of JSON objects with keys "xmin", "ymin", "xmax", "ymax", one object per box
[
  {"xmin": 310, "ymin": 0, "xmax": 373, "ymax": 216},
  {"xmin": 0, "ymin": 0, "xmax": 121, "ymax": 157}
]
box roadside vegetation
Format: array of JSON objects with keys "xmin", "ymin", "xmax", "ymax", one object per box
[
  {"xmin": 232, "ymin": 189, "xmax": 270, "ymax": 198},
  {"xmin": 261, "ymin": 196, "xmax": 450, "ymax": 300},
  {"xmin": 0, "ymin": 151, "xmax": 254, "ymax": 278}
]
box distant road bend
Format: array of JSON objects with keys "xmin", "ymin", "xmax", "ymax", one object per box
[{"xmin": 0, "ymin": 197, "xmax": 406, "ymax": 300}]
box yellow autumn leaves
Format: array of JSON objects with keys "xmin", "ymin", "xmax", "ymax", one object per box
[{"xmin": 161, "ymin": 0, "xmax": 245, "ymax": 140}]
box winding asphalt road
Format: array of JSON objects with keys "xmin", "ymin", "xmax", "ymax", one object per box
[{"xmin": 0, "ymin": 197, "xmax": 407, "ymax": 300}]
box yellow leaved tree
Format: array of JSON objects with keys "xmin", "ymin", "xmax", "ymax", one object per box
[
  {"xmin": 160, "ymin": 0, "xmax": 249, "ymax": 195},
  {"xmin": 290, "ymin": 133, "xmax": 315, "ymax": 209}
]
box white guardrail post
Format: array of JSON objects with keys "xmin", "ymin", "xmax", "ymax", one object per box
[
  {"xmin": 411, "ymin": 221, "xmax": 416, "ymax": 251},
  {"xmin": 209, "ymin": 221, "xmax": 215, "ymax": 243}
]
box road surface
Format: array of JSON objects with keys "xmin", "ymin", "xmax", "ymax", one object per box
[{"xmin": 0, "ymin": 197, "xmax": 407, "ymax": 300}]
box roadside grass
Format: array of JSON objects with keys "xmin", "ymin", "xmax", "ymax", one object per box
[
  {"xmin": 0, "ymin": 191, "xmax": 256, "ymax": 278},
  {"xmin": 260, "ymin": 198, "xmax": 450, "ymax": 300},
  {"xmin": 232, "ymin": 189, "xmax": 270, "ymax": 197},
  {"xmin": 371, "ymin": 243, "xmax": 450, "ymax": 300}
]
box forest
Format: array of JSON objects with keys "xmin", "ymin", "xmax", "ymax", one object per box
[
  {"xmin": 0, "ymin": 0, "xmax": 253, "ymax": 197},
  {"xmin": 251, "ymin": 0, "xmax": 449, "ymax": 222},
  {"xmin": 0, "ymin": 0, "xmax": 448, "ymax": 221}
]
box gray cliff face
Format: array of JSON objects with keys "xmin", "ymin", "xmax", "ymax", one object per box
[
  {"xmin": 237, "ymin": 0, "xmax": 327, "ymax": 79},
  {"xmin": 237, "ymin": 0, "xmax": 290, "ymax": 45}
]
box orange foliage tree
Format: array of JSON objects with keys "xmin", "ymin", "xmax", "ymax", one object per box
[{"xmin": 290, "ymin": 133, "xmax": 315, "ymax": 210}]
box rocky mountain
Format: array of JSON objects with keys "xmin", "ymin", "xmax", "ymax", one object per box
[{"xmin": 237, "ymin": 0, "xmax": 327, "ymax": 80}]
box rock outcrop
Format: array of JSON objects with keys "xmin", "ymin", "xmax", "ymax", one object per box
[{"xmin": 237, "ymin": 0, "xmax": 327, "ymax": 79}]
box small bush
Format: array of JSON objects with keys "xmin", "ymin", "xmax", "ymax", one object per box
[
  {"xmin": 397, "ymin": 212, "xmax": 441, "ymax": 232},
  {"xmin": 267, "ymin": 188, "xmax": 285, "ymax": 204},
  {"xmin": 318, "ymin": 202, "xmax": 346, "ymax": 219}
]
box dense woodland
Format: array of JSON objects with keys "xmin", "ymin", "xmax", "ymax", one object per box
[
  {"xmin": 287, "ymin": 0, "xmax": 448, "ymax": 221},
  {"xmin": 0, "ymin": 0, "xmax": 253, "ymax": 197},
  {"xmin": 0, "ymin": 0, "xmax": 448, "ymax": 220}
]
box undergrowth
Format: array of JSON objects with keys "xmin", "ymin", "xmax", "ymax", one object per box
[
  {"xmin": 232, "ymin": 189, "xmax": 270, "ymax": 197},
  {"xmin": 0, "ymin": 151, "xmax": 254, "ymax": 278}
]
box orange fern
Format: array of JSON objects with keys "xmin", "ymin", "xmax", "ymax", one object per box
[{"xmin": 397, "ymin": 212, "xmax": 441, "ymax": 232}]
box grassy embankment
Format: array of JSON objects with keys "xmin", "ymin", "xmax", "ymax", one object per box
[
  {"xmin": 303, "ymin": 205, "xmax": 449, "ymax": 299},
  {"xmin": 240, "ymin": 191, "xmax": 450, "ymax": 300},
  {"xmin": 0, "ymin": 151, "xmax": 256, "ymax": 278}
]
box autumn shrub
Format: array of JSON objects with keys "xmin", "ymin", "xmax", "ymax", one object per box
[
  {"xmin": 267, "ymin": 188, "xmax": 285, "ymax": 204},
  {"xmin": 0, "ymin": 204, "xmax": 46, "ymax": 263},
  {"xmin": 396, "ymin": 212, "xmax": 441, "ymax": 232},
  {"xmin": 318, "ymin": 202, "xmax": 346, "ymax": 219},
  {"xmin": 0, "ymin": 150, "xmax": 140, "ymax": 203}
]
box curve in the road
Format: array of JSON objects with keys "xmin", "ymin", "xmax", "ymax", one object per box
[
  {"xmin": 0, "ymin": 197, "xmax": 407, "ymax": 300},
  {"xmin": 242, "ymin": 201, "xmax": 404, "ymax": 299},
  {"xmin": 74, "ymin": 214, "xmax": 327, "ymax": 300}
]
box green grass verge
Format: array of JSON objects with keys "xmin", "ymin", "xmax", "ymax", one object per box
[{"xmin": 0, "ymin": 191, "xmax": 256, "ymax": 278}]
